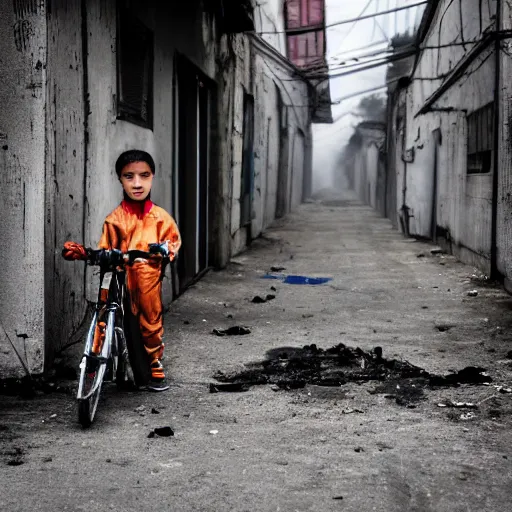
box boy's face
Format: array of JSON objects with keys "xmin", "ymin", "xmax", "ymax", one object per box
[{"xmin": 119, "ymin": 161, "xmax": 154, "ymax": 201}]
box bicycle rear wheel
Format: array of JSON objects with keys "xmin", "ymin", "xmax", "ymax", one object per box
[
  {"xmin": 114, "ymin": 327, "xmax": 130, "ymax": 389},
  {"xmin": 123, "ymin": 300, "xmax": 150, "ymax": 388}
]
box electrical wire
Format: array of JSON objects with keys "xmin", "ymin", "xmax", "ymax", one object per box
[{"xmin": 327, "ymin": 0, "xmax": 376, "ymax": 59}]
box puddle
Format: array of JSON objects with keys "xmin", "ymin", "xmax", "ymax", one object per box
[
  {"xmin": 213, "ymin": 344, "xmax": 492, "ymax": 406},
  {"xmin": 262, "ymin": 274, "xmax": 332, "ymax": 285}
]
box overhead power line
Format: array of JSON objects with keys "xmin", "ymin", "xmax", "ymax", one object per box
[
  {"xmin": 327, "ymin": 0, "xmax": 375, "ymax": 59},
  {"xmin": 256, "ymin": 1, "xmax": 428, "ymax": 35}
]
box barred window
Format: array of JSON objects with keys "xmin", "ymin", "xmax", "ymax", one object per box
[
  {"xmin": 117, "ymin": 8, "xmax": 153, "ymax": 128},
  {"xmin": 467, "ymin": 103, "xmax": 494, "ymax": 174}
]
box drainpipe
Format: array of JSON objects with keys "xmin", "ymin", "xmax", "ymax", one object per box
[{"xmin": 491, "ymin": 0, "xmax": 501, "ymax": 279}]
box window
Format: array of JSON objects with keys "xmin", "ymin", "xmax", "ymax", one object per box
[
  {"xmin": 467, "ymin": 103, "xmax": 494, "ymax": 174},
  {"xmin": 287, "ymin": 30, "xmax": 324, "ymax": 67},
  {"xmin": 285, "ymin": 0, "xmax": 325, "ymax": 69},
  {"xmin": 117, "ymin": 8, "xmax": 153, "ymax": 128},
  {"xmin": 285, "ymin": 0, "xmax": 324, "ymax": 28}
]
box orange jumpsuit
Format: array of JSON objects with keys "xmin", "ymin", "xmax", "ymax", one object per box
[{"xmin": 98, "ymin": 199, "xmax": 181, "ymax": 362}]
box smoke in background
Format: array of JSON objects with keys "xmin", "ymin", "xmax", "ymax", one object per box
[
  {"xmin": 312, "ymin": 0, "xmax": 423, "ymax": 199},
  {"xmin": 312, "ymin": 93, "xmax": 386, "ymax": 196}
]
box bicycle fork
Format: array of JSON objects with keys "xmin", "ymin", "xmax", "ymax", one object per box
[{"xmin": 77, "ymin": 307, "xmax": 116, "ymax": 400}]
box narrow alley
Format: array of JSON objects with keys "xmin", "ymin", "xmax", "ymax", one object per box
[{"xmin": 2, "ymin": 197, "xmax": 512, "ymax": 512}]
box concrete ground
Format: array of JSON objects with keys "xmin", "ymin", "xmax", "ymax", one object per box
[{"xmin": 2, "ymin": 197, "xmax": 512, "ymax": 512}]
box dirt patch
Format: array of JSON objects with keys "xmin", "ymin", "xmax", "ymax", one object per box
[{"xmin": 213, "ymin": 343, "xmax": 492, "ymax": 406}]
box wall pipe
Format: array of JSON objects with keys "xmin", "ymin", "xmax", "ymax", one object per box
[{"xmin": 491, "ymin": 0, "xmax": 501, "ymax": 279}]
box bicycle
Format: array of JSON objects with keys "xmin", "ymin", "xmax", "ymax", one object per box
[{"xmin": 64, "ymin": 244, "xmax": 170, "ymax": 427}]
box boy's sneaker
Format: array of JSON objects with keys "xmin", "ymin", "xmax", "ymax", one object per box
[
  {"xmin": 147, "ymin": 377, "xmax": 169, "ymax": 392},
  {"xmin": 147, "ymin": 360, "xmax": 169, "ymax": 392}
]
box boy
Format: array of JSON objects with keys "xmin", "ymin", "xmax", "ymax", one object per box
[{"xmin": 63, "ymin": 150, "xmax": 181, "ymax": 391}]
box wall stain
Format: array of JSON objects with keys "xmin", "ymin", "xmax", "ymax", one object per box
[
  {"xmin": 13, "ymin": 19, "xmax": 33, "ymax": 52},
  {"xmin": 12, "ymin": 0, "xmax": 43, "ymax": 19}
]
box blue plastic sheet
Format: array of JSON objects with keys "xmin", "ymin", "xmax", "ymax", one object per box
[{"xmin": 261, "ymin": 274, "xmax": 332, "ymax": 285}]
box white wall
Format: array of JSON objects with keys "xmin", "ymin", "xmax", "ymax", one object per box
[
  {"xmin": 249, "ymin": 37, "xmax": 312, "ymax": 241},
  {"xmin": 252, "ymin": 0, "xmax": 288, "ymax": 56},
  {"xmin": 403, "ymin": 0, "xmax": 495, "ymax": 270}
]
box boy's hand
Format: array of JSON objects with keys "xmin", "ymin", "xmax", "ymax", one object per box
[{"xmin": 62, "ymin": 241, "xmax": 89, "ymax": 261}]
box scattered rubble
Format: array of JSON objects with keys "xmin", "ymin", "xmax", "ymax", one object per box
[
  {"xmin": 212, "ymin": 326, "xmax": 251, "ymax": 336},
  {"xmin": 435, "ymin": 322, "xmax": 455, "ymax": 332},
  {"xmin": 209, "ymin": 382, "xmax": 250, "ymax": 393},
  {"xmin": 251, "ymin": 294, "xmax": 276, "ymax": 304},
  {"xmin": 148, "ymin": 427, "xmax": 174, "ymax": 438},
  {"xmin": 437, "ymin": 401, "xmax": 478, "ymax": 409}
]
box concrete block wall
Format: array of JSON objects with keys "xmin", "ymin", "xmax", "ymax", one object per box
[{"xmin": 0, "ymin": 1, "xmax": 46, "ymax": 378}]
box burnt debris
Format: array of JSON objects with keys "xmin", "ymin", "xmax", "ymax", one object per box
[{"xmin": 212, "ymin": 343, "xmax": 492, "ymax": 406}]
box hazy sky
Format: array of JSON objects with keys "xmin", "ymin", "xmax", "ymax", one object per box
[{"xmin": 312, "ymin": 0, "xmax": 426, "ymax": 191}]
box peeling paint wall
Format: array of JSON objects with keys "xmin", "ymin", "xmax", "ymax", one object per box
[
  {"xmin": 0, "ymin": 0, "xmax": 46, "ymax": 378},
  {"xmin": 253, "ymin": 0, "xmax": 287, "ymax": 56}
]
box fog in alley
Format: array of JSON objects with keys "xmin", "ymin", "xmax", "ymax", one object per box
[{"xmin": 312, "ymin": 0, "xmax": 425, "ymax": 194}]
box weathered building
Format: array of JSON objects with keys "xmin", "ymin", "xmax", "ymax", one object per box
[
  {"xmin": 0, "ymin": 0, "xmax": 331, "ymax": 378},
  {"xmin": 382, "ymin": 1, "xmax": 512, "ymax": 283},
  {"xmin": 343, "ymin": 122, "xmax": 386, "ymax": 211}
]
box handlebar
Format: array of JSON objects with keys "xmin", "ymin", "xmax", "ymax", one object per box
[{"xmin": 88, "ymin": 243, "xmax": 171, "ymax": 269}]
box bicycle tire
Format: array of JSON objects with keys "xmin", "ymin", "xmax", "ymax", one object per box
[
  {"xmin": 77, "ymin": 362, "xmax": 106, "ymax": 427},
  {"xmin": 77, "ymin": 321, "xmax": 111, "ymax": 427}
]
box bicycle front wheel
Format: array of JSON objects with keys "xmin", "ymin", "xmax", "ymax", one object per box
[
  {"xmin": 77, "ymin": 317, "xmax": 113, "ymax": 427},
  {"xmin": 77, "ymin": 357, "xmax": 107, "ymax": 427}
]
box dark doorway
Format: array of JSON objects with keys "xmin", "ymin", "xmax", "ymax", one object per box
[
  {"xmin": 275, "ymin": 86, "xmax": 288, "ymax": 219},
  {"xmin": 241, "ymin": 93, "xmax": 254, "ymax": 229},
  {"xmin": 175, "ymin": 56, "xmax": 212, "ymax": 292},
  {"xmin": 431, "ymin": 129, "xmax": 442, "ymax": 242}
]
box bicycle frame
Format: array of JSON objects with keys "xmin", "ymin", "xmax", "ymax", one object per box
[{"xmin": 77, "ymin": 269, "xmax": 125, "ymax": 400}]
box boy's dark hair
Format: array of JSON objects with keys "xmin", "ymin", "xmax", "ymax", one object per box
[{"xmin": 115, "ymin": 150, "xmax": 155, "ymax": 177}]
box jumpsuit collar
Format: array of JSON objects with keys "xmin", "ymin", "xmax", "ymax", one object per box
[{"xmin": 121, "ymin": 197, "xmax": 154, "ymax": 218}]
